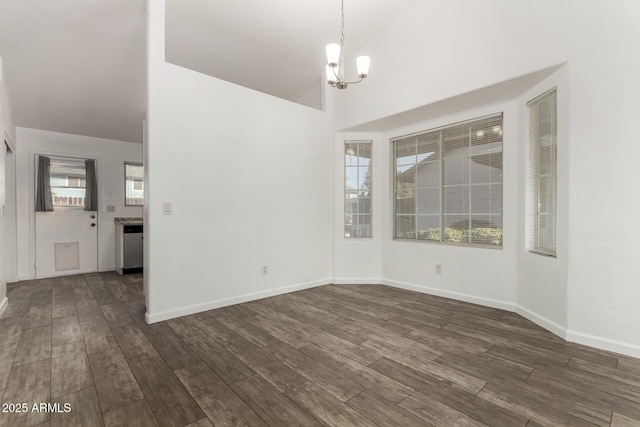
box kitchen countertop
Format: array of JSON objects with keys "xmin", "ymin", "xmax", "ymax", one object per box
[{"xmin": 114, "ymin": 217, "xmax": 143, "ymax": 225}]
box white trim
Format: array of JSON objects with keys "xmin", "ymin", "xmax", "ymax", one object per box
[
  {"xmin": 145, "ymin": 277, "xmax": 332, "ymax": 324},
  {"xmin": 332, "ymin": 277, "xmax": 382, "ymax": 285},
  {"xmin": 515, "ymin": 304, "xmax": 567, "ymax": 339},
  {"xmin": 566, "ymin": 330, "xmax": 640, "ymax": 359},
  {"xmin": 380, "ymin": 278, "xmax": 516, "ymax": 312},
  {"xmin": 32, "ymin": 269, "xmax": 99, "ymax": 280},
  {"xmin": 0, "ymin": 297, "xmax": 8, "ymax": 317}
]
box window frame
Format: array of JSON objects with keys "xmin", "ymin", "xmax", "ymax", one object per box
[
  {"xmin": 344, "ymin": 140, "xmax": 373, "ymax": 239},
  {"xmin": 391, "ymin": 113, "xmax": 504, "ymax": 248},
  {"xmin": 527, "ymin": 88, "xmax": 557, "ymax": 257},
  {"xmin": 124, "ymin": 162, "xmax": 144, "ymax": 206}
]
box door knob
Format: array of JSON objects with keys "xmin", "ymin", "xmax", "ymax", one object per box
[
  {"xmin": 91, "ymin": 223, "xmax": 96, "ymax": 227},
  {"xmin": 90, "ymin": 215, "xmax": 96, "ymax": 219}
]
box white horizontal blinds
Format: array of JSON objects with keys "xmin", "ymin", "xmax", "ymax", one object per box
[
  {"xmin": 527, "ymin": 89, "xmax": 557, "ymax": 255},
  {"xmin": 393, "ymin": 113, "xmax": 503, "ymax": 247},
  {"xmin": 394, "ymin": 131, "xmax": 442, "ymax": 240},
  {"xmin": 345, "ymin": 141, "xmax": 372, "ymax": 238},
  {"xmin": 442, "ymin": 115, "xmax": 503, "ymax": 245}
]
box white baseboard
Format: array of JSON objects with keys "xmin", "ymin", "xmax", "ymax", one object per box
[
  {"xmin": 515, "ymin": 305, "xmax": 567, "ymax": 340},
  {"xmin": 381, "ymin": 278, "xmax": 516, "ymax": 312},
  {"xmin": 332, "ymin": 277, "xmax": 382, "ymax": 285},
  {"xmin": 0, "ymin": 297, "xmax": 8, "ymax": 317},
  {"xmin": 566, "ymin": 330, "xmax": 640, "ymax": 359},
  {"xmin": 34, "ymin": 269, "xmax": 99, "ymax": 279},
  {"xmin": 145, "ymin": 277, "xmax": 332, "ymax": 324}
]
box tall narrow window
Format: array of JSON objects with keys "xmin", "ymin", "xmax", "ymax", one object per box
[
  {"xmin": 345, "ymin": 141, "xmax": 372, "ymax": 238},
  {"xmin": 393, "ymin": 114, "xmax": 503, "ymax": 247},
  {"xmin": 527, "ymin": 88, "xmax": 557, "ymax": 256},
  {"xmin": 125, "ymin": 162, "xmax": 144, "ymax": 206}
]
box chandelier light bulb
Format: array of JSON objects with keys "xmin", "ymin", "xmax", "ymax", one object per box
[
  {"xmin": 326, "ymin": 43, "xmax": 341, "ymax": 68},
  {"xmin": 356, "ymin": 56, "xmax": 370, "ymax": 78}
]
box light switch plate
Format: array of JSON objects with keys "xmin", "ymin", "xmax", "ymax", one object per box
[
  {"xmin": 107, "ymin": 205, "xmax": 115, "ymax": 213},
  {"xmin": 162, "ymin": 202, "xmax": 172, "ymax": 215}
]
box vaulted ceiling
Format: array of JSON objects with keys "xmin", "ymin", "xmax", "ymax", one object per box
[{"xmin": 0, "ymin": 0, "xmax": 419, "ymax": 143}]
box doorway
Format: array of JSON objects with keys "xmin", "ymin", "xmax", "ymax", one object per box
[{"xmin": 34, "ymin": 155, "xmax": 98, "ymax": 278}]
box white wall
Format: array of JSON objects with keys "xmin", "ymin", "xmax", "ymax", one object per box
[
  {"xmin": 564, "ymin": 3, "xmax": 640, "ymax": 354},
  {"xmin": 145, "ymin": 0, "xmax": 332, "ymax": 322},
  {"xmin": 15, "ymin": 128, "xmax": 143, "ymax": 280},
  {"xmin": 331, "ymin": 0, "xmax": 640, "ymax": 356},
  {"xmin": 0, "ymin": 56, "xmax": 15, "ymax": 315}
]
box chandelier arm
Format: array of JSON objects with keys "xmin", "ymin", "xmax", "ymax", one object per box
[{"xmin": 341, "ymin": 77, "xmax": 365, "ymax": 85}]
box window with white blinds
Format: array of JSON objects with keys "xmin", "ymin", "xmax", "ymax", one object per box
[
  {"xmin": 393, "ymin": 114, "xmax": 503, "ymax": 247},
  {"xmin": 527, "ymin": 88, "xmax": 557, "ymax": 256},
  {"xmin": 345, "ymin": 141, "xmax": 372, "ymax": 238}
]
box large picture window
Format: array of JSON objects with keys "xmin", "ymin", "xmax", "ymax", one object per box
[
  {"xmin": 125, "ymin": 162, "xmax": 144, "ymax": 206},
  {"xmin": 345, "ymin": 141, "xmax": 372, "ymax": 238},
  {"xmin": 393, "ymin": 114, "xmax": 503, "ymax": 247},
  {"xmin": 527, "ymin": 89, "xmax": 557, "ymax": 256}
]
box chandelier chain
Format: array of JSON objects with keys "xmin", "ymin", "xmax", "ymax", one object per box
[{"xmin": 340, "ymin": 0, "xmax": 345, "ymax": 46}]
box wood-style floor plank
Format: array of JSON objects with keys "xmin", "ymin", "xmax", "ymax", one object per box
[
  {"xmin": 285, "ymin": 381, "xmax": 376, "ymax": 427},
  {"xmin": 0, "ymin": 358, "xmax": 51, "ymax": 427},
  {"xmin": 51, "ymin": 341, "xmax": 94, "ymax": 398},
  {"xmin": 398, "ymin": 391, "xmax": 485, "ymax": 427},
  {"xmin": 12, "ymin": 325, "xmax": 51, "ymax": 365},
  {"xmin": 184, "ymin": 332, "xmax": 256, "ymax": 384},
  {"xmin": 265, "ymin": 341, "xmax": 365, "ymax": 402},
  {"xmin": 128, "ymin": 356, "xmax": 204, "ymax": 427},
  {"xmin": 88, "ymin": 346, "xmax": 144, "ymax": 413},
  {"xmin": 49, "ymin": 387, "xmax": 104, "ymax": 427},
  {"xmin": 299, "ymin": 343, "xmax": 414, "ymax": 404},
  {"xmin": 3, "ymin": 274, "xmax": 640, "ymax": 427},
  {"xmin": 175, "ymin": 362, "xmax": 267, "ymax": 427},
  {"xmin": 231, "ymin": 374, "xmax": 322, "ymax": 426},
  {"xmin": 345, "ymin": 390, "xmax": 429, "ymax": 427},
  {"xmin": 103, "ymin": 399, "xmax": 159, "ymax": 427}
]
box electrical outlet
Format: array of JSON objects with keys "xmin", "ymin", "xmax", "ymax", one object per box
[
  {"xmin": 435, "ymin": 264, "xmax": 442, "ymax": 275},
  {"xmin": 261, "ymin": 265, "xmax": 268, "ymax": 276}
]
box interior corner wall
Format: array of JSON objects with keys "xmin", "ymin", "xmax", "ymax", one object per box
[
  {"xmin": 515, "ymin": 67, "xmax": 569, "ymax": 337},
  {"xmin": 14, "ymin": 128, "xmax": 143, "ymax": 279},
  {"xmin": 146, "ymin": 0, "xmax": 332, "ymax": 323}
]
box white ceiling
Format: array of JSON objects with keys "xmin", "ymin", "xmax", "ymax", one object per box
[
  {"xmin": 0, "ymin": 0, "xmax": 147, "ymax": 143},
  {"xmin": 0, "ymin": 0, "xmax": 419, "ymax": 144},
  {"xmin": 165, "ymin": 0, "xmax": 420, "ymax": 104}
]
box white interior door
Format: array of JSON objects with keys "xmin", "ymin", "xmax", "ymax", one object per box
[{"xmin": 35, "ymin": 156, "xmax": 98, "ymax": 278}]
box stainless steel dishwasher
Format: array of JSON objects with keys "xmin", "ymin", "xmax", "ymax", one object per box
[{"xmin": 123, "ymin": 224, "xmax": 143, "ymax": 274}]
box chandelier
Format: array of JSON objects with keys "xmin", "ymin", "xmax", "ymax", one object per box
[{"xmin": 325, "ymin": 0, "xmax": 370, "ymax": 89}]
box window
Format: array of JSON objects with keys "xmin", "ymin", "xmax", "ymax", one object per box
[
  {"xmin": 345, "ymin": 141, "xmax": 372, "ymax": 238},
  {"xmin": 527, "ymin": 88, "xmax": 557, "ymax": 256},
  {"xmin": 125, "ymin": 162, "xmax": 144, "ymax": 206},
  {"xmin": 50, "ymin": 159, "xmax": 86, "ymax": 207},
  {"xmin": 393, "ymin": 114, "xmax": 503, "ymax": 247}
]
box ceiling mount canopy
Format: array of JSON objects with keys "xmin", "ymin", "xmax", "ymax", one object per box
[{"xmin": 325, "ymin": 0, "xmax": 371, "ymax": 90}]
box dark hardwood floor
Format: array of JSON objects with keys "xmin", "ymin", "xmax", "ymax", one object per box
[{"xmin": 1, "ymin": 272, "xmax": 640, "ymax": 426}]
